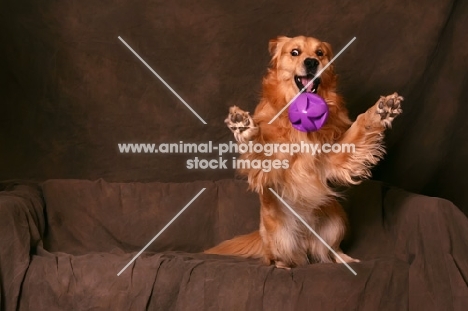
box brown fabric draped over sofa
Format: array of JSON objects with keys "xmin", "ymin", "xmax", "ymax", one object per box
[{"xmin": 0, "ymin": 179, "xmax": 467, "ymax": 310}]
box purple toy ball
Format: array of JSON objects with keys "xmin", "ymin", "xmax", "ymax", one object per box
[{"xmin": 288, "ymin": 93, "xmax": 329, "ymax": 132}]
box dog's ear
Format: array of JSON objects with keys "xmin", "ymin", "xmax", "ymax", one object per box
[
  {"xmin": 321, "ymin": 42, "xmax": 334, "ymax": 59},
  {"xmin": 268, "ymin": 36, "xmax": 290, "ymax": 56}
]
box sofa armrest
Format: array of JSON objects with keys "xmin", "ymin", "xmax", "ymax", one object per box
[{"xmin": 0, "ymin": 183, "xmax": 44, "ymax": 311}]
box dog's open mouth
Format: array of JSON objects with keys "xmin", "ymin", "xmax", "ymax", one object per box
[{"xmin": 294, "ymin": 75, "xmax": 321, "ymax": 94}]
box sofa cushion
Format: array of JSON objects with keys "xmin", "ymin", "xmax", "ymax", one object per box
[
  {"xmin": 42, "ymin": 179, "xmax": 218, "ymax": 255},
  {"xmin": 19, "ymin": 247, "xmax": 408, "ymax": 311}
]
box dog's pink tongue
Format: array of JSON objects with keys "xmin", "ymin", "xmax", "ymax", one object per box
[{"xmin": 301, "ymin": 77, "xmax": 314, "ymax": 92}]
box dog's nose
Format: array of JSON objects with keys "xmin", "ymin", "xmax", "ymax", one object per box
[{"xmin": 304, "ymin": 58, "xmax": 319, "ymax": 70}]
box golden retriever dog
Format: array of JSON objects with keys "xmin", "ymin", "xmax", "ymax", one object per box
[{"xmin": 205, "ymin": 35, "xmax": 403, "ymax": 269}]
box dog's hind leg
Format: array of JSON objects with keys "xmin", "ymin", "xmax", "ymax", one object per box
[
  {"xmin": 308, "ymin": 200, "xmax": 359, "ymax": 264},
  {"xmin": 259, "ymin": 191, "xmax": 309, "ymax": 269}
]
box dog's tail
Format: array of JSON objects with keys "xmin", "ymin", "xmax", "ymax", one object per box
[{"xmin": 204, "ymin": 231, "xmax": 263, "ymax": 258}]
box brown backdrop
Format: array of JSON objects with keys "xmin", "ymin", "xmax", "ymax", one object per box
[{"xmin": 1, "ymin": 0, "xmax": 467, "ymax": 215}]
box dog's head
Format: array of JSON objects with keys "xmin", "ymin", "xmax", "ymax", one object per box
[{"xmin": 268, "ymin": 36, "xmax": 334, "ymax": 95}]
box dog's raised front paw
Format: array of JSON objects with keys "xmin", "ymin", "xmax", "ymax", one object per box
[
  {"xmin": 225, "ymin": 106, "xmax": 259, "ymax": 143},
  {"xmin": 376, "ymin": 93, "xmax": 403, "ymax": 128}
]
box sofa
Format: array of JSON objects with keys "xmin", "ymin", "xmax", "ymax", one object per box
[{"xmin": 1, "ymin": 179, "xmax": 467, "ymax": 310}]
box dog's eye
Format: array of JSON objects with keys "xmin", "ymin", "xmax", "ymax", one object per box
[
  {"xmin": 290, "ymin": 49, "xmax": 301, "ymax": 56},
  {"xmin": 316, "ymin": 50, "xmax": 324, "ymax": 57}
]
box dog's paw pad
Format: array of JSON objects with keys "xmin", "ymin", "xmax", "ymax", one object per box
[
  {"xmin": 376, "ymin": 93, "xmax": 403, "ymax": 128},
  {"xmin": 225, "ymin": 106, "xmax": 258, "ymax": 142}
]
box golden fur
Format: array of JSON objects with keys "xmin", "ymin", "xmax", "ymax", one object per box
[{"xmin": 205, "ymin": 36, "xmax": 403, "ymax": 269}]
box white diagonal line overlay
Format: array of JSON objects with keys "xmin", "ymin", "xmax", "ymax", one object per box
[
  {"xmin": 268, "ymin": 188, "xmax": 357, "ymax": 275},
  {"xmin": 118, "ymin": 36, "xmax": 207, "ymax": 124},
  {"xmin": 268, "ymin": 37, "xmax": 356, "ymax": 124},
  {"xmin": 117, "ymin": 188, "xmax": 206, "ymax": 276}
]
